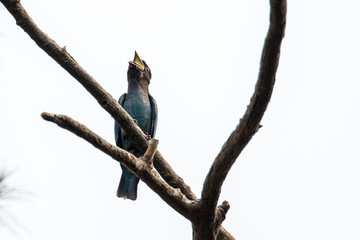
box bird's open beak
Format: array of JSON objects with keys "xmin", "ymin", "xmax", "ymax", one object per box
[{"xmin": 129, "ymin": 51, "xmax": 145, "ymax": 71}]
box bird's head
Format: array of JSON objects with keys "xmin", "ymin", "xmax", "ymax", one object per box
[{"xmin": 127, "ymin": 51, "xmax": 152, "ymax": 84}]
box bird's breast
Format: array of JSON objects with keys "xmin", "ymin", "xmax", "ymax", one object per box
[{"xmin": 123, "ymin": 93, "xmax": 152, "ymax": 132}]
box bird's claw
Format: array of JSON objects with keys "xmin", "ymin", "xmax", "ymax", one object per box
[{"xmin": 145, "ymin": 132, "xmax": 152, "ymax": 140}]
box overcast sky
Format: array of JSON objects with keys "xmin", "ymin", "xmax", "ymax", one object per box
[{"xmin": 1, "ymin": 0, "xmax": 360, "ymax": 239}]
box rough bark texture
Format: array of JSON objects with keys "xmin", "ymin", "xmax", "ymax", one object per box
[
  {"xmin": 1, "ymin": 0, "xmax": 287, "ymax": 239},
  {"xmin": 41, "ymin": 113, "xmax": 195, "ymax": 219},
  {"xmin": 0, "ymin": 0, "xmax": 195, "ymax": 201}
]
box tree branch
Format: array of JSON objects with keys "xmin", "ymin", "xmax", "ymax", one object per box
[
  {"xmin": 0, "ymin": 0, "xmax": 196, "ymax": 201},
  {"xmin": 1, "ymin": 0, "xmax": 286, "ymax": 239},
  {"xmin": 141, "ymin": 139, "xmax": 159, "ymax": 168},
  {"xmin": 41, "ymin": 112, "xmax": 195, "ymax": 219},
  {"xmin": 197, "ymin": 0, "xmax": 287, "ymax": 238},
  {"xmin": 1, "ymin": 1, "xmax": 239, "ymax": 237}
]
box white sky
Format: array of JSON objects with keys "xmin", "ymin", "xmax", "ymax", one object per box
[{"xmin": 1, "ymin": 0, "xmax": 360, "ymax": 239}]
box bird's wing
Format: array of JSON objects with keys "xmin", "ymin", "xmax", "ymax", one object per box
[
  {"xmin": 149, "ymin": 95, "xmax": 158, "ymax": 138},
  {"xmin": 114, "ymin": 93, "xmax": 127, "ymax": 147}
]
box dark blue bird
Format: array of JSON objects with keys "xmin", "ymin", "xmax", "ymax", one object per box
[{"xmin": 114, "ymin": 51, "xmax": 157, "ymax": 200}]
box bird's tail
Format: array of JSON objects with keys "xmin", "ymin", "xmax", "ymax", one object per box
[{"xmin": 117, "ymin": 168, "xmax": 140, "ymax": 200}]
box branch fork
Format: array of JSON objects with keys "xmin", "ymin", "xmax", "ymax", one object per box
[{"xmin": 2, "ymin": 0, "xmax": 287, "ymax": 239}]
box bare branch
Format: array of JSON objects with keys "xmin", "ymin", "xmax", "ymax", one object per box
[
  {"xmin": 216, "ymin": 227, "xmax": 235, "ymax": 240},
  {"xmin": 198, "ymin": 0, "xmax": 287, "ymax": 237},
  {"xmin": 41, "ymin": 112, "xmax": 196, "ymax": 219},
  {"xmin": 141, "ymin": 139, "xmax": 159, "ymax": 168},
  {"xmin": 0, "ymin": 0, "xmax": 196, "ymax": 201},
  {"xmin": 214, "ymin": 201, "xmax": 230, "ymax": 234},
  {"xmin": 1, "ymin": 0, "xmax": 285, "ymax": 238}
]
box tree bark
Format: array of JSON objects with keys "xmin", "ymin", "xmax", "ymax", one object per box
[
  {"xmin": 193, "ymin": 0, "xmax": 287, "ymax": 239},
  {"xmin": 1, "ymin": 0, "xmax": 287, "ymax": 239},
  {"xmin": 41, "ymin": 112, "xmax": 196, "ymax": 219},
  {"xmin": 0, "ymin": 0, "xmax": 197, "ymax": 202}
]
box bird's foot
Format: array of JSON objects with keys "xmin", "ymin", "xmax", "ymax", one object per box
[{"xmin": 144, "ymin": 132, "xmax": 152, "ymax": 140}]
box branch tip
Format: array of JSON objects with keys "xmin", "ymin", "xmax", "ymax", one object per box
[
  {"xmin": 220, "ymin": 200, "xmax": 230, "ymax": 214},
  {"xmin": 41, "ymin": 112, "xmax": 53, "ymax": 121}
]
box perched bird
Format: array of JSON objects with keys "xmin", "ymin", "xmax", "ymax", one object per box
[{"xmin": 114, "ymin": 51, "xmax": 157, "ymax": 200}]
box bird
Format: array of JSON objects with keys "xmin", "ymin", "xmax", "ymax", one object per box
[{"xmin": 114, "ymin": 51, "xmax": 158, "ymax": 200}]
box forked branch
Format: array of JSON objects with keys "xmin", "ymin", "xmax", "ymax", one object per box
[{"xmin": 2, "ymin": 0, "xmax": 287, "ymax": 239}]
